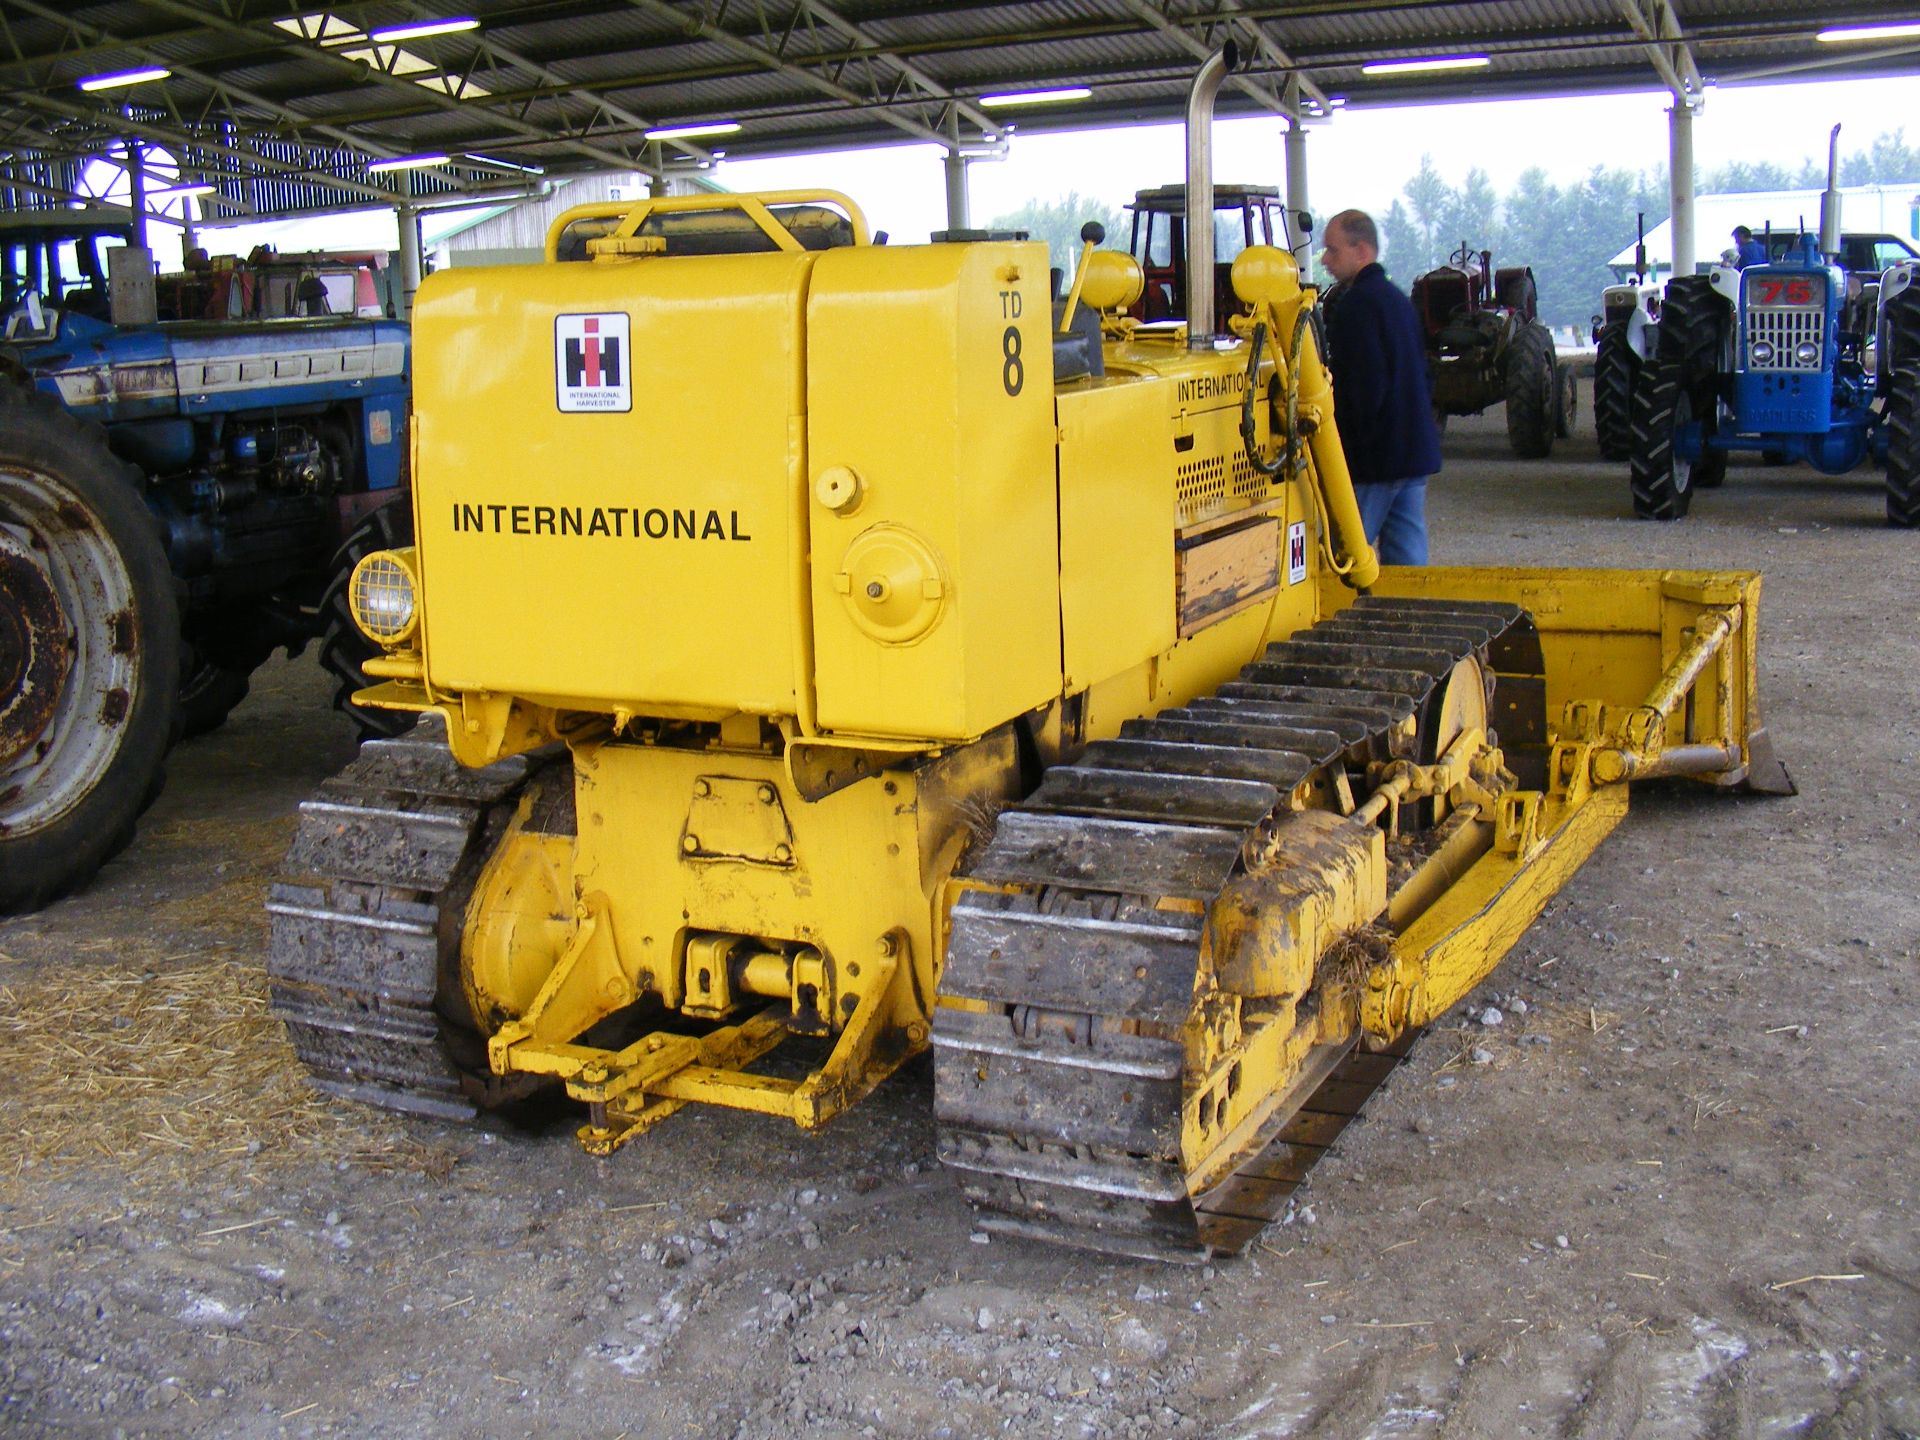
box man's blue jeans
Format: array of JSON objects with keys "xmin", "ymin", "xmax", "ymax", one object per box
[{"xmin": 1352, "ymin": 477, "xmax": 1429, "ymax": 566}]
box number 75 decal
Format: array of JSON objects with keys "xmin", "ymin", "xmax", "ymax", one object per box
[{"xmin": 1751, "ymin": 275, "xmax": 1819, "ymax": 306}]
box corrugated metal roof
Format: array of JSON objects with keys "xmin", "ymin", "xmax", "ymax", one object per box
[{"xmin": 1, "ymin": 1, "xmax": 1912, "ymax": 220}]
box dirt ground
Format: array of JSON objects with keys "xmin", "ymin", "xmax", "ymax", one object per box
[{"xmin": 2, "ymin": 403, "xmax": 1916, "ymax": 1440}]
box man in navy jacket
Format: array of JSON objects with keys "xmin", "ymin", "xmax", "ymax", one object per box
[{"xmin": 1320, "ymin": 210, "xmax": 1442, "ymax": 565}]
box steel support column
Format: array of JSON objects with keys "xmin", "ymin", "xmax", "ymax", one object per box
[
  {"xmin": 397, "ymin": 202, "xmax": 423, "ymax": 319},
  {"xmin": 1668, "ymin": 102, "xmax": 1696, "ymax": 280},
  {"xmin": 943, "ymin": 110, "xmax": 970, "ymax": 232},
  {"xmin": 1284, "ymin": 120, "xmax": 1310, "ymax": 270},
  {"xmin": 125, "ymin": 141, "xmax": 147, "ymax": 249}
]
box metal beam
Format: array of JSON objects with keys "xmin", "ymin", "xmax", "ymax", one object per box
[
  {"xmin": 797, "ymin": 0, "xmax": 999, "ymax": 137},
  {"xmin": 374, "ymin": 3, "xmax": 718, "ymax": 171},
  {"xmin": 5, "ymin": 0, "xmax": 486, "ymax": 186},
  {"xmin": 1617, "ymin": 0, "xmax": 1705, "ymax": 105},
  {"xmin": 1722, "ymin": 39, "xmax": 1920, "ymax": 85},
  {"xmin": 12, "ymin": 91, "xmax": 405, "ymax": 208},
  {"xmin": 128, "ymin": 0, "xmax": 644, "ymax": 176},
  {"xmin": 618, "ymin": 0, "xmax": 962, "ymax": 147},
  {"xmin": 1117, "ymin": 1, "xmax": 1293, "ymax": 119},
  {"xmin": 1217, "ymin": 2, "xmax": 1334, "ymax": 115}
]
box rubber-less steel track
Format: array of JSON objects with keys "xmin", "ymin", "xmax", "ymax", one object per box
[
  {"xmin": 933, "ymin": 597, "xmax": 1545, "ymax": 1263},
  {"xmin": 266, "ymin": 721, "xmax": 546, "ymax": 1120}
]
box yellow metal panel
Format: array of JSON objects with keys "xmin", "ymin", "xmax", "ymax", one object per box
[
  {"xmin": 1385, "ymin": 786, "xmax": 1629, "ymax": 1031},
  {"xmin": 1057, "ymin": 381, "xmax": 1178, "ymax": 690},
  {"xmin": 805, "ymin": 242, "xmax": 1060, "ymax": 740},
  {"xmin": 410, "ymin": 254, "xmax": 813, "ymax": 716}
]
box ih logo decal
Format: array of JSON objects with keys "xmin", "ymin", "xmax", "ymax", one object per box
[
  {"xmin": 555, "ymin": 312, "xmax": 631, "ymax": 413},
  {"xmin": 1286, "ymin": 521, "xmax": 1308, "ymax": 585}
]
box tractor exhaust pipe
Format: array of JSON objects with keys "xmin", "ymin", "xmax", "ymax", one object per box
[
  {"xmin": 1819, "ymin": 123, "xmax": 1842, "ymax": 261},
  {"xmin": 1185, "ymin": 42, "xmax": 1239, "ymax": 348}
]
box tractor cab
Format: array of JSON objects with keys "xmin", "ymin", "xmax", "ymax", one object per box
[
  {"xmin": 0, "ymin": 208, "xmax": 134, "ymax": 321},
  {"xmin": 1125, "ymin": 183, "xmax": 1298, "ymax": 328}
]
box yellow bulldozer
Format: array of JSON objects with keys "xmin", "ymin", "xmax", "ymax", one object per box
[{"xmin": 268, "ymin": 50, "xmax": 1789, "ymax": 1263}]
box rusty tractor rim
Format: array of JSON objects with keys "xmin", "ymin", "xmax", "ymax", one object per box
[{"xmin": 0, "ymin": 463, "xmax": 141, "ymax": 837}]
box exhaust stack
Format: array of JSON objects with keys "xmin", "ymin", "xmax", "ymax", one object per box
[
  {"xmin": 1819, "ymin": 124, "xmax": 1842, "ymax": 261},
  {"xmin": 1184, "ymin": 42, "xmax": 1239, "ymax": 347}
]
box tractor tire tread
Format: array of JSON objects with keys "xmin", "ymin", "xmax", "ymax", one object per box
[
  {"xmin": 1505, "ymin": 323, "xmax": 1556, "ymax": 459},
  {"xmin": 1628, "ymin": 357, "xmax": 1694, "ymax": 520},
  {"xmin": 1887, "ymin": 362, "xmax": 1920, "ymax": 528},
  {"xmin": 1594, "ymin": 321, "xmax": 1638, "ymax": 461}
]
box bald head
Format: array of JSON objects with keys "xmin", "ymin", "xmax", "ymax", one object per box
[{"xmin": 1321, "ymin": 209, "xmax": 1378, "ymax": 284}]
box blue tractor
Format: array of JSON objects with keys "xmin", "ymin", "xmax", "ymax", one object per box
[
  {"xmin": 0, "ymin": 212, "xmax": 413, "ymax": 910},
  {"xmin": 1628, "ymin": 128, "xmax": 1920, "ymax": 524}
]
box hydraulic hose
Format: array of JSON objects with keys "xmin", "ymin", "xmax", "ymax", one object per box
[{"xmin": 1237, "ymin": 302, "xmax": 1380, "ymax": 590}]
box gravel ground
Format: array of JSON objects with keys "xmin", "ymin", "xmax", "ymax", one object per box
[{"xmin": 2, "ymin": 404, "xmax": 1916, "ymax": 1439}]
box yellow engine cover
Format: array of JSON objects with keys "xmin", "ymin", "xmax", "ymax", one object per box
[
  {"xmin": 410, "ymin": 240, "xmax": 1067, "ymax": 742},
  {"xmin": 803, "ymin": 242, "xmax": 1059, "ymax": 738},
  {"xmin": 412, "ymin": 252, "xmax": 809, "ymax": 717}
]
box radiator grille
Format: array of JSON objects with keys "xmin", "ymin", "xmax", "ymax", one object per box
[
  {"xmin": 1176, "ymin": 448, "xmax": 1285, "ymax": 525},
  {"xmin": 1745, "ymin": 306, "xmax": 1825, "ymax": 371}
]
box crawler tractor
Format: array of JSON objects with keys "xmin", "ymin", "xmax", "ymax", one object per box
[
  {"xmin": 271, "ymin": 50, "xmax": 1789, "ymax": 1262},
  {"xmin": 1411, "ymin": 243, "xmax": 1573, "ymax": 458}
]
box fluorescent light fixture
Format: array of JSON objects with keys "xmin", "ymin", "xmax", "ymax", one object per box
[
  {"xmin": 155, "ymin": 183, "xmax": 217, "ymax": 198},
  {"xmin": 978, "ymin": 87, "xmax": 1092, "ymax": 108},
  {"xmin": 1328, "ymin": 96, "xmax": 1348, "ymax": 107},
  {"xmin": 644, "ymin": 121, "xmax": 742, "ymax": 141},
  {"xmin": 78, "ymin": 66, "xmax": 171, "ymax": 91},
  {"xmin": 367, "ymin": 153, "xmax": 450, "ymax": 172},
  {"xmin": 369, "ymin": 17, "xmax": 480, "ymax": 42},
  {"xmin": 1816, "ymin": 20, "xmax": 1920, "ymax": 41},
  {"xmin": 461, "ymin": 152, "xmax": 546, "ymax": 175},
  {"xmin": 1360, "ymin": 55, "xmax": 1491, "ymax": 76}
]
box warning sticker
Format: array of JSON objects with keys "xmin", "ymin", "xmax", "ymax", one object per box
[
  {"xmin": 1286, "ymin": 520, "xmax": 1308, "ymax": 585},
  {"xmin": 555, "ymin": 312, "xmax": 631, "ymax": 413}
]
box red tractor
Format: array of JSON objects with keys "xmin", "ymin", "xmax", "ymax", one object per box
[{"xmin": 1410, "ymin": 242, "xmax": 1572, "ymax": 458}]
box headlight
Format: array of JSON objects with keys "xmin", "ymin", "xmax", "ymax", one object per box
[
  {"xmin": 1794, "ymin": 340, "xmax": 1820, "ymax": 365},
  {"xmin": 1750, "ymin": 340, "xmax": 1776, "ymax": 365},
  {"xmin": 349, "ymin": 548, "xmax": 419, "ymax": 645}
]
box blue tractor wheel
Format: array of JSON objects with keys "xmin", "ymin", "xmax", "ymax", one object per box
[{"xmin": 0, "ymin": 387, "xmax": 180, "ymax": 911}]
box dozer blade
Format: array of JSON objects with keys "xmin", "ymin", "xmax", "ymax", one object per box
[{"xmin": 1337, "ymin": 567, "xmax": 1792, "ymax": 796}]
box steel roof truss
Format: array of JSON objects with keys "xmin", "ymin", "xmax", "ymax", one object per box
[{"xmin": 1617, "ymin": 0, "xmax": 1704, "ymax": 106}]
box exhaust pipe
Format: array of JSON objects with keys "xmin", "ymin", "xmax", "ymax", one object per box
[
  {"xmin": 1185, "ymin": 42, "xmax": 1239, "ymax": 348},
  {"xmin": 1818, "ymin": 123, "xmax": 1842, "ymax": 261}
]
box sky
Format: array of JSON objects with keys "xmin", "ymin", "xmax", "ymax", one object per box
[{"xmin": 174, "ymin": 72, "xmax": 1918, "ymax": 266}]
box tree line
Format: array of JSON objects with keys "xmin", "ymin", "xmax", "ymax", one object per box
[
  {"xmin": 990, "ymin": 130, "xmax": 1919, "ymax": 331},
  {"xmin": 1378, "ymin": 129, "xmax": 1920, "ymax": 327}
]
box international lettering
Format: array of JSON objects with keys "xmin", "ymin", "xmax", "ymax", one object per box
[
  {"xmin": 1176, "ymin": 372, "xmax": 1248, "ymax": 404},
  {"xmin": 452, "ymin": 503, "xmax": 752, "ymax": 542}
]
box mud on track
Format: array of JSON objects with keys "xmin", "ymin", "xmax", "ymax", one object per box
[{"xmin": 2, "ymin": 406, "xmax": 1916, "ymax": 1439}]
